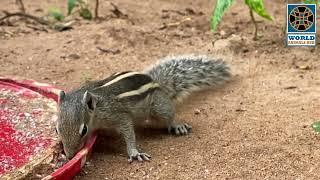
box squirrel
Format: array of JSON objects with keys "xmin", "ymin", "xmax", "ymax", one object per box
[{"xmin": 56, "ymin": 54, "xmax": 231, "ymax": 162}]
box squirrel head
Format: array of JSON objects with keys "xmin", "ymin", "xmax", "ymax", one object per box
[{"xmin": 56, "ymin": 90, "xmax": 98, "ymax": 159}]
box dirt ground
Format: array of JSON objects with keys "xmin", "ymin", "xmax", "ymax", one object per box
[{"xmin": 1, "ymin": 0, "xmax": 320, "ymax": 179}]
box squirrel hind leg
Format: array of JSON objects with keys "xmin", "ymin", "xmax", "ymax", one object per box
[{"xmin": 150, "ymin": 90, "xmax": 192, "ymax": 136}]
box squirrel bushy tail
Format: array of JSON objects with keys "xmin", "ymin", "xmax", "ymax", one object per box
[{"xmin": 144, "ymin": 54, "xmax": 231, "ymax": 101}]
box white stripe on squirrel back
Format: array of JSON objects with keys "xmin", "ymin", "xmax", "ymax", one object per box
[
  {"xmin": 117, "ymin": 83, "xmax": 160, "ymax": 98},
  {"xmin": 101, "ymin": 72, "xmax": 141, "ymax": 87}
]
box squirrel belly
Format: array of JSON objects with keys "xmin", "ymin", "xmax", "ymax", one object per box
[{"xmin": 144, "ymin": 54, "xmax": 231, "ymax": 102}]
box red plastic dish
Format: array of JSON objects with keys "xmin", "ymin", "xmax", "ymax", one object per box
[
  {"xmin": 0, "ymin": 77, "xmax": 97, "ymax": 180},
  {"xmin": 43, "ymin": 134, "xmax": 97, "ymax": 180}
]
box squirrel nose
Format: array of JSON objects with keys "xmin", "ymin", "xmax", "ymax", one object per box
[
  {"xmin": 62, "ymin": 142, "xmax": 84, "ymax": 160},
  {"xmin": 63, "ymin": 148, "xmax": 76, "ymax": 160},
  {"xmin": 65, "ymin": 152, "xmax": 75, "ymax": 160}
]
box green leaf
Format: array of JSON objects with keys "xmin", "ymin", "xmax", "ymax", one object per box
[
  {"xmin": 303, "ymin": 0, "xmax": 319, "ymax": 4},
  {"xmin": 245, "ymin": 0, "xmax": 273, "ymax": 20},
  {"xmin": 77, "ymin": 0, "xmax": 87, "ymax": 9},
  {"xmin": 48, "ymin": 7, "xmax": 64, "ymax": 21},
  {"xmin": 67, "ymin": 0, "xmax": 77, "ymax": 15},
  {"xmin": 77, "ymin": 0, "xmax": 85, "ymax": 4},
  {"xmin": 79, "ymin": 8, "xmax": 92, "ymax": 20},
  {"xmin": 210, "ymin": 0, "xmax": 235, "ymax": 31},
  {"xmin": 311, "ymin": 121, "xmax": 320, "ymax": 133}
]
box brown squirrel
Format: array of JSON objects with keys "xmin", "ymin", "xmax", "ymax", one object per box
[{"xmin": 56, "ymin": 55, "xmax": 231, "ymax": 162}]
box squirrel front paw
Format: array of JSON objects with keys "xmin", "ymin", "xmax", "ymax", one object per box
[
  {"xmin": 128, "ymin": 149, "xmax": 151, "ymax": 162},
  {"xmin": 168, "ymin": 123, "xmax": 192, "ymax": 135}
]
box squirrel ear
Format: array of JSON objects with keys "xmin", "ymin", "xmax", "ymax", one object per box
[
  {"xmin": 82, "ymin": 91, "xmax": 97, "ymax": 111},
  {"xmin": 58, "ymin": 91, "xmax": 65, "ymax": 104}
]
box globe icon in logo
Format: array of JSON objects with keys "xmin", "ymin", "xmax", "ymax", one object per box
[{"xmin": 289, "ymin": 6, "xmax": 314, "ymax": 31}]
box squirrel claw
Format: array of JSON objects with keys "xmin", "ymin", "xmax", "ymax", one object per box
[
  {"xmin": 169, "ymin": 123, "xmax": 192, "ymax": 135},
  {"xmin": 128, "ymin": 150, "xmax": 151, "ymax": 163}
]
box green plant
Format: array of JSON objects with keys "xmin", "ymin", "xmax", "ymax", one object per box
[
  {"xmin": 68, "ymin": 0, "xmax": 77, "ymax": 15},
  {"xmin": 245, "ymin": 0, "xmax": 272, "ymax": 21},
  {"xmin": 210, "ymin": 0, "xmax": 235, "ymax": 32},
  {"xmin": 48, "ymin": 0, "xmax": 96, "ymax": 21},
  {"xmin": 68, "ymin": 0, "xmax": 93, "ymax": 20},
  {"xmin": 303, "ymin": 0, "xmax": 320, "ymax": 4},
  {"xmin": 48, "ymin": 7, "xmax": 64, "ymax": 21},
  {"xmin": 210, "ymin": 0, "xmax": 273, "ymax": 40},
  {"xmin": 311, "ymin": 121, "xmax": 320, "ymax": 133},
  {"xmin": 79, "ymin": 7, "xmax": 92, "ymax": 20}
]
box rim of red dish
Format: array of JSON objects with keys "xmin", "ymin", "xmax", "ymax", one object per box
[{"xmin": 0, "ymin": 77, "xmax": 97, "ymax": 180}]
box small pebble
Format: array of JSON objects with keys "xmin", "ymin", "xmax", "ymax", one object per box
[
  {"xmin": 194, "ymin": 109, "xmax": 201, "ymax": 115},
  {"xmin": 220, "ymin": 30, "xmax": 226, "ymax": 36}
]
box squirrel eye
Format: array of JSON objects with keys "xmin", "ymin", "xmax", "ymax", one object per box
[
  {"xmin": 80, "ymin": 124, "xmax": 88, "ymax": 137},
  {"xmin": 55, "ymin": 128, "xmax": 58, "ymax": 134}
]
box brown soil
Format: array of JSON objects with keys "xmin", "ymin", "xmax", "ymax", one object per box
[{"xmin": 1, "ymin": 0, "xmax": 320, "ymax": 179}]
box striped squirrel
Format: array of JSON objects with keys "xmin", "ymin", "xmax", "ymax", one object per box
[{"xmin": 56, "ymin": 55, "xmax": 231, "ymax": 162}]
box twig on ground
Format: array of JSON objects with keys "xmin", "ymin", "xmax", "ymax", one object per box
[
  {"xmin": 159, "ymin": 17, "xmax": 191, "ymax": 30},
  {"xmin": 53, "ymin": 21, "xmax": 74, "ymax": 32},
  {"xmin": 235, "ymin": 109, "xmax": 247, "ymax": 112},
  {"xmin": 16, "ymin": 0, "xmax": 26, "ymax": 13},
  {"xmin": 249, "ymin": 9, "xmax": 258, "ymax": 40},
  {"xmin": 162, "ymin": 9, "xmax": 186, "ymax": 16},
  {"xmin": 0, "ymin": 27, "xmax": 13, "ymax": 35},
  {"xmin": 284, "ymin": 86, "xmax": 297, "ymax": 90},
  {"xmin": 162, "ymin": 8, "xmax": 202, "ymax": 16},
  {"xmin": 26, "ymin": 24, "xmax": 48, "ymax": 32},
  {"xmin": 110, "ymin": 2, "xmax": 128, "ymax": 18},
  {"xmin": 95, "ymin": 0, "xmax": 99, "ymax": 19},
  {"xmin": 96, "ymin": 46, "xmax": 120, "ymax": 54},
  {"xmin": 0, "ymin": 11, "xmax": 49, "ymax": 25}
]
